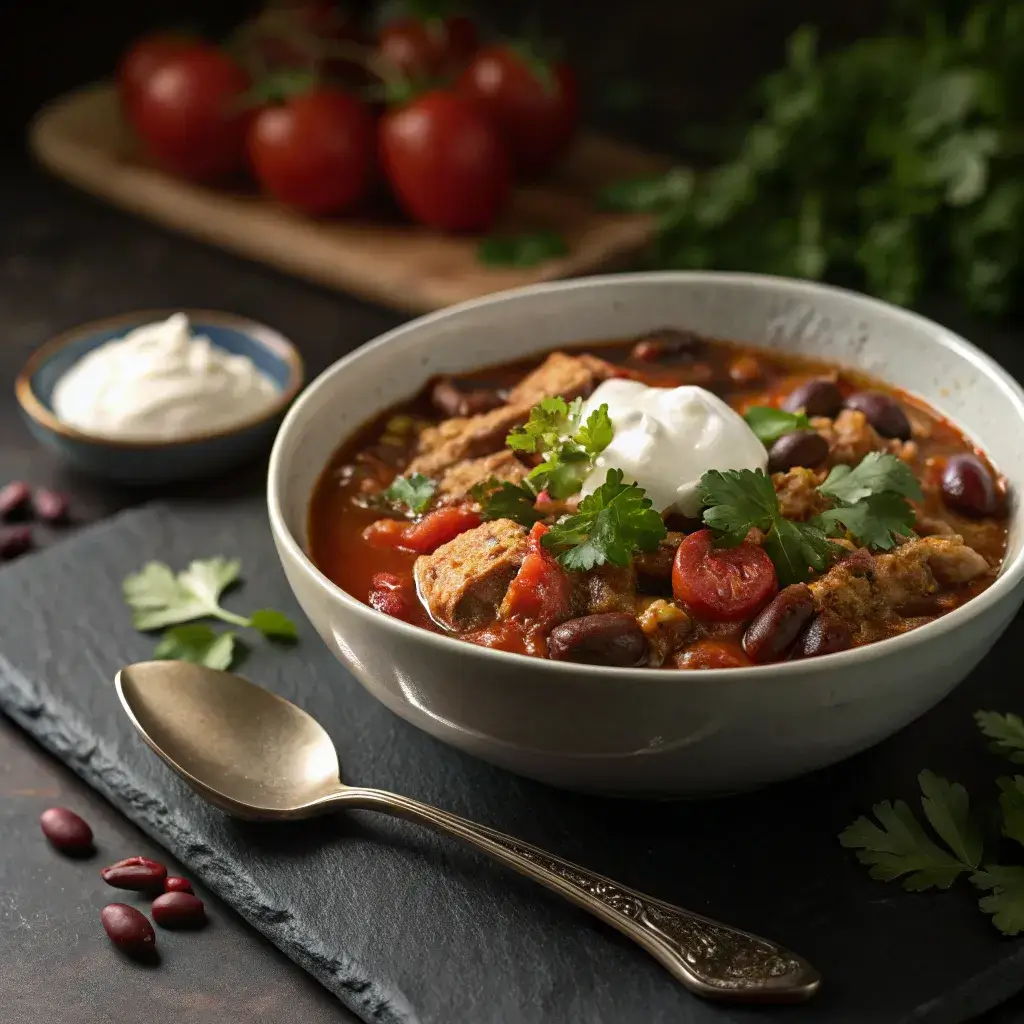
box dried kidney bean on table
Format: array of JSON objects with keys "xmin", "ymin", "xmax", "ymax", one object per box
[
  {"xmin": 101, "ymin": 904, "xmax": 157, "ymax": 958},
  {"xmin": 39, "ymin": 807, "xmax": 94, "ymax": 855},
  {"xmin": 152, "ymin": 891, "xmax": 207, "ymax": 928},
  {"xmin": 101, "ymin": 855, "xmax": 168, "ymax": 891}
]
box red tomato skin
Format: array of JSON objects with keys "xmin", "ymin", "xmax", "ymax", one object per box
[
  {"xmin": 378, "ymin": 15, "xmax": 478, "ymax": 79},
  {"xmin": 130, "ymin": 46, "xmax": 251, "ymax": 182},
  {"xmin": 117, "ymin": 34, "xmax": 194, "ymax": 113},
  {"xmin": 458, "ymin": 46, "xmax": 578, "ymax": 177},
  {"xmin": 674, "ymin": 639, "xmax": 753, "ymax": 670},
  {"xmin": 400, "ymin": 506, "xmax": 482, "ymax": 554},
  {"xmin": 672, "ymin": 529, "xmax": 779, "ymax": 622},
  {"xmin": 380, "ymin": 91, "xmax": 511, "ymax": 232},
  {"xmin": 500, "ymin": 522, "xmax": 572, "ymax": 625},
  {"xmin": 248, "ymin": 89, "xmax": 375, "ymax": 215}
]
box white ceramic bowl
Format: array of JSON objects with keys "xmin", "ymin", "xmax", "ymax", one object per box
[{"xmin": 268, "ymin": 273, "xmax": 1024, "ymax": 796}]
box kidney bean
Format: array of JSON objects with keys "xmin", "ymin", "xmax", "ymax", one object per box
[
  {"xmin": 39, "ymin": 807, "xmax": 93, "ymax": 855},
  {"xmin": 767, "ymin": 430, "xmax": 829, "ymax": 473},
  {"xmin": 782, "ymin": 379, "xmax": 843, "ymax": 418},
  {"xmin": 742, "ymin": 584, "xmax": 816, "ymax": 663},
  {"xmin": 164, "ymin": 876, "xmax": 194, "ymax": 894},
  {"xmin": 792, "ymin": 611, "xmax": 853, "ymax": 659},
  {"xmin": 547, "ymin": 612, "xmax": 647, "ymax": 666},
  {"xmin": 941, "ymin": 454, "xmax": 997, "ymax": 518},
  {"xmin": 430, "ymin": 377, "xmax": 505, "ymax": 418},
  {"xmin": 843, "ymin": 390, "xmax": 911, "ymax": 440},
  {"xmin": 100, "ymin": 904, "xmax": 157, "ymax": 958},
  {"xmin": 101, "ymin": 856, "xmax": 168, "ymax": 891},
  {"xmin": 32, "ymin": 488, "xmax": 69, "ymax": 523},
  {"xmin": 0, "ymin": 526, "xmax": 32, "ymax": 561},
  {"xmin": 151, "ymin": 891, "xmax": 207, "ymax": 929},
  {"xmin": 631, "ymin": 327, "xmax": 704, "ymax": 362},
  {"xmin": 0, "ymin": 481, "xmax": 31, "ymax": 520}
]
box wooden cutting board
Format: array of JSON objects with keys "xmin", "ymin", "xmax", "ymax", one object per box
[{"xmin": 29, "ymin": 83, "xmax": 669, "ymax": 314}]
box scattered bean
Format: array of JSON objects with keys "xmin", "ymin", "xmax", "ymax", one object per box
[
  {"xmin": 101, "ymin": 855, "xmax": 168, "ymax": 891},
  {"xmin": 792, "ymin": 611, "xmax": 853, "ymax": 659},
  {"xmin": 631, "ymin": 328, "xmax": 703, "ymax": 363},
  {"xmin": 0, "ymin": 526, "xmax": 32, "ymax": 561},
  {"xmin": 430, "ymin": 377, "xmax": 504, "ymax": 418},
  {"xmin": 941, "ymin": 454, "xmax": 997, "ymax": 518},
  {"xmin": 100, "ymin": 904, "xmax": 157, "ymax": 959},
  {"xmin": 547, "ymin": 612, "xmax": 647, "ymax": 666},
  {"xmin": 164, "ymin": 876, "xmax": 194, "ymax": 894},
  {"xmin": 782, "ymin": 379, "xmax": 843, "ymax": 419},
  {"xmin": 742, "ymin": 585, "xmax": 817, "ymax": 663},
  {"xmin": 32, "ymin": 488, "xmax": 70, "ymax": 523},
  {"xmin": 844, "ymin": 390, "xmax": 911, "ymax": 440},
  {"xmin": 767, "ymin": 430, "xmax": 829, "ymax": 473},
  {"xmin": 0, "ymin": 481, "xmax": 31, "ymax": 520},
  {"xmin": 152, "ymin": 892, "xmax": 207, "ymax": 929},
  {"xmin": 39, "ymin": 807, "xmax": 93, "ymax": 855}
]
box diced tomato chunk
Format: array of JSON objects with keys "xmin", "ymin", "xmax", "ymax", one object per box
[
  {"xmin": 500, "ymin": 522, "xmax": 572, "ymax": 625},
  {"xmin": 368, "ymin": 572, "xmax": 415, "ymax": 621},
  {"xmin": 400, "ymin": 505, "xmax": 482, "ymax": 554},
  {"xmin": 362, "ymin": 518, "xmax": 408, "ymax": 548},
  {"xmin": 674, "ymin": 639, "xmax": 752, "ymax": 670}
]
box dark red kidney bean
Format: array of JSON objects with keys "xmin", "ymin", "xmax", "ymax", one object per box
[
  {"xmin": 32, "ymin": 488, "xmax": 69, "ymax": 523},
  {"xmin": 781, "ymin": 379, "xmax": 843, "ymax": 419},
  {"xmin": 164, "ymin": 876, "xmax": 194, "ymax": 894},
  {"xmin": 101, "ymin": 856, "xmax": 168, "ymax": 891},
  {"xmin": 941, "ymin": 454, "xmax": 997, "ymax": 518},
  {"xmin": 547, "ymin": 612, "xmax": 647, "ymax": 667},
  {"xmin": 151, "ymin": 892, "xmax": 207, "ymax": 929},
  {"xmin": 631, "ymin": 327, "xmax": 704, "ymax": 362},
  {"xmin": 767, "ymin": 430, "xmax": 829, "ymax": 473},
  {"xmin": 742, "ymin": 584, "xmax": 816, "ymax": 664},
  {"xmin": 39, "ymin": 807, "xmax": 94, "ymax": 855},
  {"xmin": 0, "ymin": 526, "xmax": 32, "ymax": 561},
  {"xmin": 430, "ymin": 377, "xmax": 505, "ymax": 418},
  {"xmin": 792, "ymin": 611, "xmax": 853, "ymax": 659},
  {"xmin": 0, "ymin": 481, "xmax": 31, "ymax": 520},
  {"xmin": 100, "ymin": 904, "xmax": 156, "ymax": 958},
  {"xmin": 844, "ymin": 390, "xmax": 911, "ymax": 440}
]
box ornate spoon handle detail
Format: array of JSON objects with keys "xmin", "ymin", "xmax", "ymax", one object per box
[{"xmin": 336, "ymin": 787, "xmax": 820, "ymax": 1004}]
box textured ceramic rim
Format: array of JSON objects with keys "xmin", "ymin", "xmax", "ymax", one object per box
[
  {"xmin": 268, "ymin": 271, "xmax": 1024, "ymax": 682},
  {"xmin": 16, "ymin": 308, "xmax": 305, "ymax": 449}
]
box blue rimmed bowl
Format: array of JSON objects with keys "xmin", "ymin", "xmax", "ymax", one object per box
[{"xmin": 16, "ymin": 309, "xmax": 304, "ymax": 486}]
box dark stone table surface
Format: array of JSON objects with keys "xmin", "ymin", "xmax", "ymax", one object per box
[{"xmin": 3, "ymin": 151, "xmax": 1024, "ymax": 1024}]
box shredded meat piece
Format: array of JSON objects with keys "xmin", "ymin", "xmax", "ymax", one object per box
[
  {"xmin": 812, "ymin": 410, "xmax": 917, "ymax": 467},
  {"xmin": 637, "ymin": 599, "xmax": 693, "ymax": 667},
  {"xmin": 506, "ymin": 351, "xmax": 614, "ymax": 406},
  {"xmin": 773, "ymin": 468, "xmax": 830, "ymax": 521},
  {"xmin": 808, "ymin": 536, "xmax": 990, "ymax": 643},
  {"xmin": 570, "ymin": 562, "xmax": 638, "ymax": 616},
  {"xmin": 437, "ymin": 450, "xmax": 528, "ymax": 500}
]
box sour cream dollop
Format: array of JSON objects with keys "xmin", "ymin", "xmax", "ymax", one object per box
[
  {"xmin": 578, "ymin": 379, "xmax": 768, "ymax": 517},
  {"xmin": 52, "ymin": 313, "xmax": 279, "ymax": 442}
]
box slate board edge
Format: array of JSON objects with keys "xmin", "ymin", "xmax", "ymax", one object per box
[{"xmin": 0, "ymin": 507, "xmax": 411, "ymax": 1024}]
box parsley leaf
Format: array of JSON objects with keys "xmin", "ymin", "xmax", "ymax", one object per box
[
  {"xmin": 383, "ymin": 473, "xmax": 436, "ymax": 514},
  {"xmin": 577, "ymin": 404, "xmax": 614, "ymax": 456},
  {"xmin": 817, "ymin": 452, "xmax": 924, "ymax": 504},
  {"xmin": 971, "ymin": 867, "xmax": 1024, "ymax": 936},
  {"xmin": 153, "ymin": 624, "xmax": 239, "ymax": 671},
  {"xmin": 997, "ymin": 777, "xmax": 1024, "ymax": 848},
  {"xmin": 763, "ymin": 516, "xmax": 835, "ymax": 585},
  {"xmin": 507, "ymin": 397, "xmax": 579, "ymax": 454},
  {"xmin": 477, "ymin": 231, "xmax": 568, "ymax": 267},
  {"xmin": 248, "ymin": 609, "xmax": 299, "ymax": 642},
  {"xmin": 542, "ymin": 469, "xmax": 666, "ymax": 571},
  {"xmin": 812, "ymin": 492, "xmax": 917, "ymax": 550},
  {"xmin": 743, "ymin": 406, "xmax": 811, "ymax": 445},
  {"xmin": 975, "ymin": 710, "xmax": 1024, "ymax": 764},
  {"xmin": 919, "ymin": 770, "xmax": 983, "ymax": 869},
  {"xmin": 471, "ymin": 478, "xmax": 544, "ymax": 526}
]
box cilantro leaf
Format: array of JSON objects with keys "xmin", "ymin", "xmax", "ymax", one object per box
[
  {"xmin": 577, "ymin": 404, "xmax": 613, "ymax": 456},
  {"xmin": 743, "ymin": 406, "xmax": 811, "ymax": 445},
  {"xmin": 763, "ymin": 517, "xmax": 835, "ymax": 586},
  {"xmin": 542, "ymin": 469, "xmax": 666, "ymax": 570},
  {"xmin": 971, "ymin": 866, "xmax": 1024, "ymax": 936},
  {"xmin": 153, "ymin": 624, "xmax": 238, "ymax": 671},
  {"xmin": 471, "ymin": 478, "xmax": 543, "ymax": 526},
  {"xmin": 812, "ymin": 491, "xmax": 917, "ymax": 550},
  {"xmin": 919, "ymin": 770, "xmax": 983, "ymax": 869},
  {"xmin": 996, "ymin": 776, "xmax": 1024, "ymax": 848},
  {"xmin": 507, "ymin": 397, "xmax": 578, "ymax": 453},
  {"xmin": 527, "ymin": 451, "xmax": 592, "ymax": 500},
  {"xmin": 383, "ymin": 473, "xmax": 436, "ymax": 514},
  {"xmin": 249, "ymin": 609, "xmax": 299, "ymax": 642},
  {"xmin": 477, "ymin": 231, "xmax": 568, "ymax": 267},
  {"xmin": 818, "ymin": 452, "xmax": 923, "ymax": 504},
  {"xmin": 975, "ymin": 710, "xmax": 1024, "ymax": 764}
]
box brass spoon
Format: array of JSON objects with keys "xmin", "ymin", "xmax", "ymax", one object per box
[{"xmin": 115, "ymin": 660, "xmax": 820, "ymax": 1004}]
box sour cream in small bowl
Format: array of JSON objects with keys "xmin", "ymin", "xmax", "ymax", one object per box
[{"xmin": 16, "ymin": 310, "xmax": 303, "ymax": 485}]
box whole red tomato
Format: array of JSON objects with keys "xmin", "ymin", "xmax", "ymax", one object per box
[
  {"xmin": 377, "ymin": 15, "xmax": 477, "ymax": 80},
  {"xmin": 116, "ymin": 33, "xmax": 194, "ymax": 113},
  {"xmin": 247, "ymin": 88, "xmax": 375, "ymax": 215},
  {"xmin": 458, "ymin": 45, "xmax": 578, "ymax": 177},
  {"xmin": 379, "ymin": 90, "xmax": 511, "ymax": 233},
  {"xmin": 129, "ymin": 45, "xmax": 251, "ymax": 182}
]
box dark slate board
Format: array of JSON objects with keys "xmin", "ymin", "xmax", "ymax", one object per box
[{"xmin": 2, "ymin": 500, "xmax": 1024, "ymax": 1024}]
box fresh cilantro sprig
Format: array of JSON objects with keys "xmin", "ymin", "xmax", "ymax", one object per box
[
  {"xmin": 817, "ymin": 452, "xmax": 923, "ymax": 505},
  {"xmin": 471, "ymin": 478, "xmax": 544, "ymax": 526},
  {"xmin": 841, "ymin": 713, "xmax": 1024, "ymax": 936},
  {"xmin": 541, "ymin": 469, "xmax": 667, "ymax": 571},
  {"xmin": 123, "ymin": 558, "xmax": 298, "ymax": 669},
  {"xmin": 383, "ymin": 473, "xmax": 436, "ymax": 515},
  {"xmin": 743, "ymin": 406, "xmax": 811, "ymax": 446}
]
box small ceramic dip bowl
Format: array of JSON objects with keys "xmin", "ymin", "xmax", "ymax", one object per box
[{"xmin": 16, "ymin": 309, "xmax": 304, "ymax": 486}]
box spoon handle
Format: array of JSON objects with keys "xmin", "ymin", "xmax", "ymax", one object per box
[{"xmin": 337, "ymin": 787, "xmax": 819, "ymax": 1004}]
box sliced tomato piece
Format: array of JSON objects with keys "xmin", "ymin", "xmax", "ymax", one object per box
[
  {"xmin": 672, "ymin": 529, "xmax": 778, "ymax": 621},
  {"xmin": 400, "ymin": 505, "xmax": 482, "ymax": 554},
  {"xmin": 500, "ymin": 522, "xmax": 572, "ymax": 625},
  {"xmin": 674, "ymin": 639, "xmax": 752, "ymax": 670}
]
